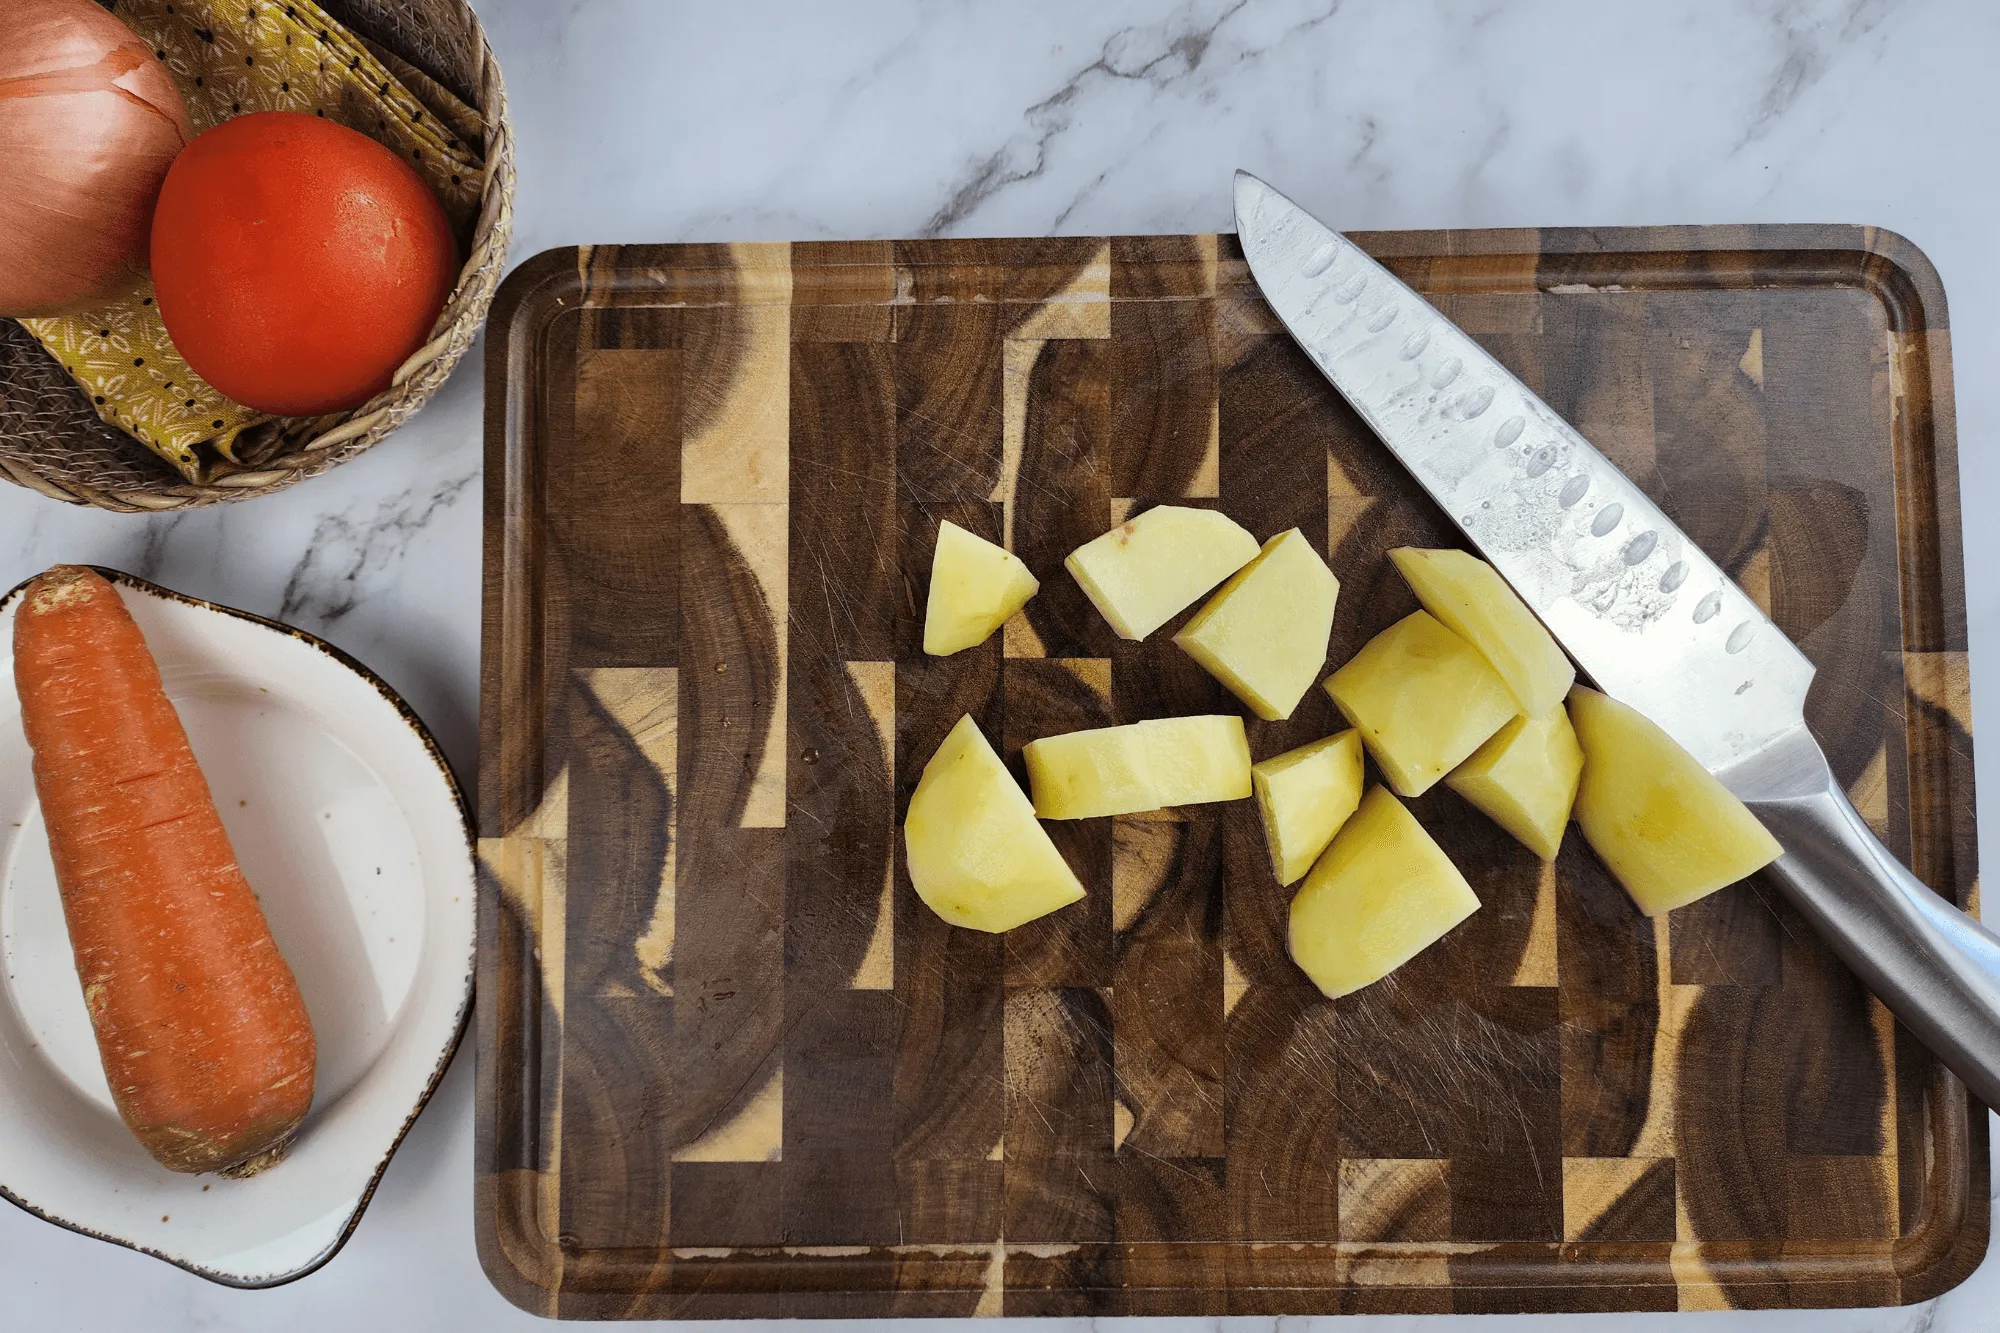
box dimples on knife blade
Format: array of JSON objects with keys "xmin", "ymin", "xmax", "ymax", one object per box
[{"xmin": 1231, "ymin": 172, "xmax": 1812, "ymax": 778}]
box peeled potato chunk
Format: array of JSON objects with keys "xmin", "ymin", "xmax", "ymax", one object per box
[
  {"xmin": 1325, "ymin": 610, "xmax": 1519, "ymax": 797},
  {"xmin": 905, "ymin": 715, "xmax": 1085, "ymax": 931},
  {"xmin": 925, "ymin": 520, "xmax": 1040, "ymax": 656},
  {"xmin": 1288, "ymin": 786, "xmax": 1481, "ymax": 999},
  {"xmin": 1025, "ymin": 715, "xmax": 1251, "ymax": 820},
  {"xmin": 1175, "ymin": 528, "xmax": 1339, "ymax": 721},
  {"xmin": 1023, "ymin": 722, "xmax": 1153, "ymax": 820},
  {"xmin": 1390, "ymin": 547, "xmax": 1575, "ymax": 716},
  {"xmin": 1253, "ymin": 730, "xmax": 1365, "ymax": 886},
  {"xmin": 1065, "ymin": 505, "xmax": 1260, "ymax": 640},
  {"xmin": 1567, "ymin": 686, "xmax": 1783, "ymax": 915},
  {"xmin": 1143, "ymin": 715, "xmax": 1255, "ymax": 809},
  {"xmin": 1446, "ymin": 705, "xmax": 1583, "ymax": 860}
]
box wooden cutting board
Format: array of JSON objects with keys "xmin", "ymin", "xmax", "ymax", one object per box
[{"xmin": 476, "ymin": 227, "xmax": 1983, "ymax": 1317}]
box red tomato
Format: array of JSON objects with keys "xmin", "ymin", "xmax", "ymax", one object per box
[{"xmin": 150, "ymin": 111, "xmax": 456, "ymax": 417}]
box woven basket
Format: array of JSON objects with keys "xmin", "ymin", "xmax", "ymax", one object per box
[{"xmin": 0, "ymin": 0, "xmax": 514, "ymax": 512}]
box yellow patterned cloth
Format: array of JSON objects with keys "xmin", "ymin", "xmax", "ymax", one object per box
[{"xmin": 19, "ymin": 0, "xmax": 483, "ymax": 481}]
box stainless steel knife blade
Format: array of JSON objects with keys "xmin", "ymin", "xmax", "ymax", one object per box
[
  {"xmin": 1232, "ymin": 170, "xmax": 1809, "ymax": 777},
  {"xmin": 1232, "ymin": 169, "xmax": 2000, "ymax": 1112}
]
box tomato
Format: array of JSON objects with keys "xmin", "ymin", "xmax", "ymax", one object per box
[{"xmin": 150, "ymin": 111, "xmax": 456, "ymax": 417}]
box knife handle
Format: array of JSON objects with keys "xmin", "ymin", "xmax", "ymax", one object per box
[{"xmin": 1747, "ymin": 736, "xmax": 2000, "ymax": 1111}]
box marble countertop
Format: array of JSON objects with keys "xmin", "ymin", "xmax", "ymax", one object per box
[{"xmin": 2, "ymin": 0, "xmax": 1996, "ymax": 1328}]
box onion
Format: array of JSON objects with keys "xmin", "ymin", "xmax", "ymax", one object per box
[{"xmin": 0, "ymin": 0, "xmax": 190, "ymax": 318}]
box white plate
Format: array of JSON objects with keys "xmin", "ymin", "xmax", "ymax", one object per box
[{"xmin": 0, "ymin": 570, "xmax": 475, "ymax": 1286}]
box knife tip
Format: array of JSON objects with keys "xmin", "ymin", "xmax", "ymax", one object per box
[{"xmin": 1231, "ymin": 169, "xmax": 1271, "ymax": 231}]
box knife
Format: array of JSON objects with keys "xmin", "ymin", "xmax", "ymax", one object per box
[{"xmin": 1233, "ymin": 170, "xmax": 2000, "ymax": 1110}]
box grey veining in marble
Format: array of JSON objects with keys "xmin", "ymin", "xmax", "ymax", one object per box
[{"xmin": 2, "ymin": 1, "xmax": 1998, "ymax": 1328}]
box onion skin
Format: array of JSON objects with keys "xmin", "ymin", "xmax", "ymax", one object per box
[{"xmin": 0, "ymin": 0, "xmax": 190, "ymax": 318}]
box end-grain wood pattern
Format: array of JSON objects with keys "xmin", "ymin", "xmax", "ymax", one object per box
[{"xmin": 478, "ymin": 226, "xmax": 1983, "ymax": 1317}]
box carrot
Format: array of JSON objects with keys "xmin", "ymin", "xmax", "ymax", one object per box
[{"xmin": 12, "ymin": 566, "xmax": 315, "ymax": 1175}]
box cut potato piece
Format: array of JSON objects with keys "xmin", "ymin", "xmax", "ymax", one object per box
[
  {"xmin": 1390, "ymin": 547, "xmax": 1575, "ymax": 716},
  {"xmin": 1025, "ymin": 715, "xmax": 1251, "ymax": 819},
  {"xmin": 1567, "ymin": 687, "xmax": 1783, "ymax": 915},
  {"xmin": 1065, "ymin": 505, "xmax": 1260, "ymax": 640},
  {"xmin": 1288, "ymin": 786, "xmax": 1481, "ymax": 999},
  {"xmin": 925, "ymin": 520, "xmax": 1040, "ymax": 656},
  {"xmin": 1142, "ymin": 715, "xmax": 1255, "ymax": 809},
  {"xmin": 1175, "ymin": 528, "xmax": 1339, "ymax": 721},
  {"xmin": 1022, "ymin": 724, "xmax": 1153, "ymax": 820},
  {"xmin": 1324, "ymin": 610, "xmax": 1519, "ymax": 797},
  {"xmin": 904, "ymin": 715, "xmax": 1085, "ymax": 932},
  {"xmin": 1253, "ymin": 730, "xmax": 1365, "ymax": 886},
  {"xmin": 1446, "ymin": 706, "xmax": 1583, "ymax": 860}
]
